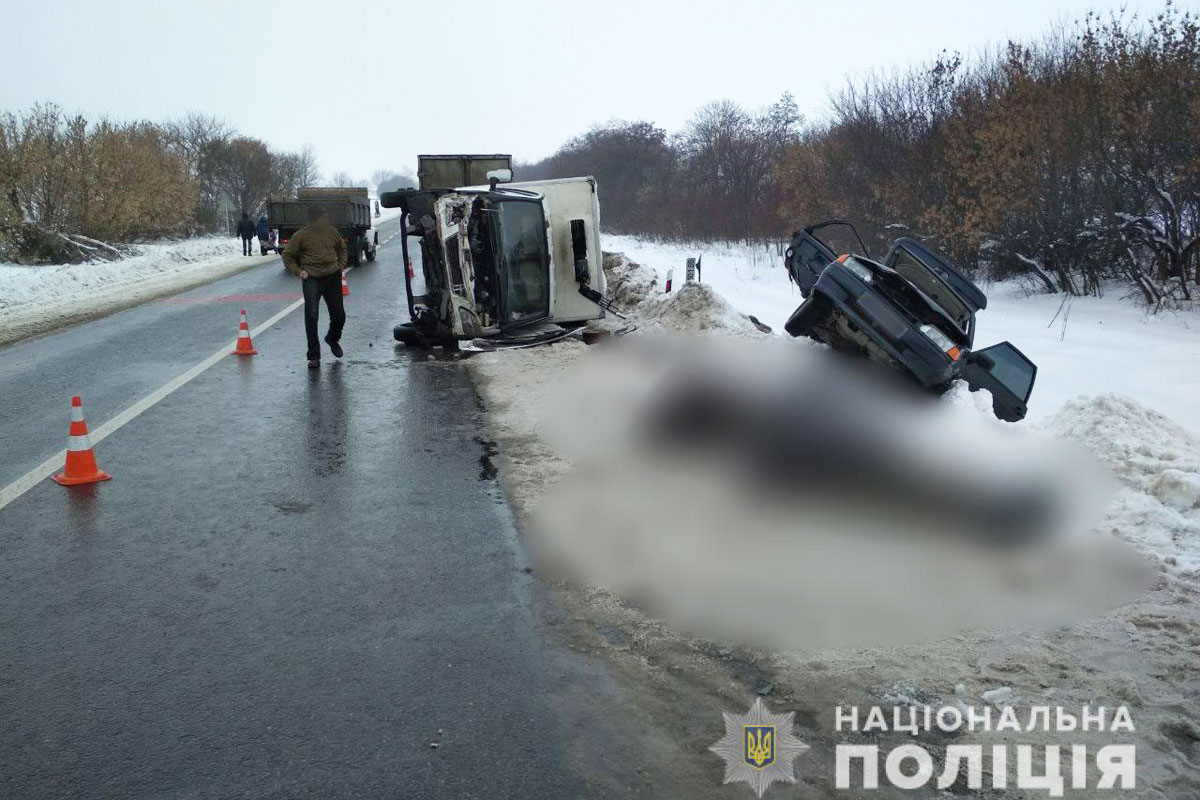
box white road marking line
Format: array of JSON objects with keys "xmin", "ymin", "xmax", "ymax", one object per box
[{"xmin": 0, "ymin": 290, "xmax": 314, "ymax": 512}]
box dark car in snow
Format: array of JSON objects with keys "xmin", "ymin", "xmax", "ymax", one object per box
[{"xmin": 782, "ymin": 221, "xmax": 1037, "ymax": 422}]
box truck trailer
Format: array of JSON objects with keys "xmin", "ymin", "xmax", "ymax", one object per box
[{"xmin": 268, "ymin": 187, "xmax": 377, "ymax": 267}]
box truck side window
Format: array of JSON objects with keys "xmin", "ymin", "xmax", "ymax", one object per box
[{"xmin": 445, "ymin": 234, "xmax": 465, "ymax": 294}]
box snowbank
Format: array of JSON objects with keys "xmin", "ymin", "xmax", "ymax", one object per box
[
  {"xmin": 0, "ymin": 237, "xmax": 274, "ymax": 345},
  {"xmin": 604, "ymin": 235, "xmax": 799, "ymax": 333},
  {"xmin": 601, "ymin": 252, "xmax": 761, "ymax": 335},
  {"xmin": 1043, "ymin": 394, "xmax": 1200, "ymax": 572}
]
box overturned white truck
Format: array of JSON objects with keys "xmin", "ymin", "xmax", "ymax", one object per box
[{"xmin": 381, "ymin": 155, "xmax": 607, "ymax": 347}]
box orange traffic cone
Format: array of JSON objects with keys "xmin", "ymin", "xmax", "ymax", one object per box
[
  {"xmin": 341, "ymin": 271, "xmax": 350, "ymax": 296},
  {"xmin": 232, "ymin": 309, "xmax": 257, "ymax": 355},
  {"xmin": 52, "ymin": 396, "xmax": 112, "ymax": 486}
]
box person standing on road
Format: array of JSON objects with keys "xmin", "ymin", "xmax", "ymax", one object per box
[
  {"xmin": 256, "ymin": 215, "xmax": 270, "ymax": 248},
  {"xmin": 282, "ymin": 205, "xmax": 347, "ymax": 369},
  {"xmin": 236, "ymin": 212, "xmax": 256, "ymax": 256}
]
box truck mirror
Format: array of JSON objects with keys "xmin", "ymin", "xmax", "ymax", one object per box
[{"xmin": 486, "ymin": 168, "xmax": 513, "ymax": 187}]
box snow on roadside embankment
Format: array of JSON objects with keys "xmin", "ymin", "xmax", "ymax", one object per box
[
  {"xmin": 469, "ymin": 239, "xmax": 1200, "ymax": 795},
  {"xmin": 604, "ymin": 233, "xmax": 1200, "ymax": 435},
  {"xmin": 603, "ymin": 234, "xmax": 1200, "ymax": 571},
  {"xmin": 0, "ymin": 237, "xmax": 274, "ymax": 345},
  {"xmin": 1044, "ymin": 395, "xmax": 1200, "ymax": 572}
]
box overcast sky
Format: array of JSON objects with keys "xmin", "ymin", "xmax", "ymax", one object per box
[{"xmin": 2, "ymin": 0, "xmax": 1167, "ymax": 181}]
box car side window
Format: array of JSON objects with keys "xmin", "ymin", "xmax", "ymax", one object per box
[{"xmin": 983, "ymin": 344, "xmax": 1036, "ymax": 402}]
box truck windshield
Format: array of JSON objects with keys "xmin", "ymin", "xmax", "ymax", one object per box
[{"xmin": 494, "ymin": 199, "xmax": 550, "ymax": 325}]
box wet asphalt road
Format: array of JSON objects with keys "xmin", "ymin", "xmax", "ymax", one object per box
[{"xmin": 0, "ymin": 220, "xmax": 645, "ymax": 798}]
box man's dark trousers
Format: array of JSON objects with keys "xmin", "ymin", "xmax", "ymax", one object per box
[
  {"xmin": 302, "ymin": 273, "xmax": 346, "ymax": 360},
  {"xmin": 241, "ymin": 236, "xmax": 253, "ymax": 255}
]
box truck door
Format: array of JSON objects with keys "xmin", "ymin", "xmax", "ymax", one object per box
[
  {"xmin": 960, "ymin": 342, "xmax": 1038, "ymax": 422},
  {"xmin": 493, "ymin": 198, "xmax": 551, "ymax": 329}
]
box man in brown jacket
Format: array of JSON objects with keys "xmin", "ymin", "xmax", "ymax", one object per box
[{"xmin": 283, "ymin": 205, "xmax": 347, "ymax": 368}]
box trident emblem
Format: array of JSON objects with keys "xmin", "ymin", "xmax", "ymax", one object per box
[{"xmin": 744, "ymin": 725, "xmax": 775, "ymax": 769}]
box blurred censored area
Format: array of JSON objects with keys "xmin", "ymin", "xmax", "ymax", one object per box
[{"xmin": 531, "ymin": 338, "xmax": 1147, "ymax": 650}]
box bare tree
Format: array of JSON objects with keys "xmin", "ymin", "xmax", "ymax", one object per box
[
  {"xmin": 329, "ymin": 171, "xmax": 364, "ymax": 188},
  {"xmin": 370, "ymin": 168, "xmax": 416, "ymax": 193},
  {"xmin": 295, "ymin": 144, "xmax": 321, "ymax": 187}
]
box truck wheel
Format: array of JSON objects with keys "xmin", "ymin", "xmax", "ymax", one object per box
[
  {"xmin": 394, "ymin": 323, "xmax": 429, "ymax": 347},
  {"xmin": 366, "ymin": 248, "xmax": 376, "ymax": 262}
]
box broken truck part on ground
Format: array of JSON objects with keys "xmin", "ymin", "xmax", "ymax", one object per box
[
  {"xmin": 381, "ymin": 154, "xmax": 607, "ymax": 348},
  {"xmin": 783, "ymin": 220, "xmax": 1038, "ymax": 422}
]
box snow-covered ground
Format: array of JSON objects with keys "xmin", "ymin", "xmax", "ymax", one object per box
[
  {"xmin": 466, "ymin": 235, "xmax": 1200, "ymax": 797},
  {"xmin": 0, "ymin": 206, "xmax": 402, "ymax": 346},
  {"xmin": 604, "ymin": 234, "xmax": 1200, "ymax": 435},
  {"xmin": 601, "ymin": 233, "xmax": 1200, "ymax": 571},
  {"xmin": 0, "ymin": 237, "xmax": 275, "ymax": 345}
]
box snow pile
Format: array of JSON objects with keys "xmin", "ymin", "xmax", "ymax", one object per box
[
  {"xmin": 605, "ymin": 234, "xmax": 801, "ymax": 331},
  {"xmin": 638, "ymin": 282, "xmax": 762, "ymax": 335},
  {"xmin": 0, "ymin": 236, "xmax": 273, "ymax": 344},
  {"xmin": 1042, "ymin": 393, "xmax": 1200, "ymax": 571},
  {"xmin": 601, "ymin": 252, "xmax": 658, "ymax": 310},
  {"xmin": 601, "ymin": 250, "xmax": 763, "ymax": 335}
]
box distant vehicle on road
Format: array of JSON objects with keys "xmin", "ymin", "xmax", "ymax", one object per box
[
  {"xmin": 383, "ymin": 154, "xmax": 607, "ymax": 347},
  {"xmin": 268, "ymin": 187, "xmax": 377, "ymax": 267},
  {"xmin": 782, "ymin": 220, "xmax": 1037, "ymax": 422}
]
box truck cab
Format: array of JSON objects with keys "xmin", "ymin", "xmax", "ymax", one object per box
[{"xmin": 383, "ymin": 156, "xmax": 605, "ymax": 345}]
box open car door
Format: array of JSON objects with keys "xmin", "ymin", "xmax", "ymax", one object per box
[
  {"xmin": 785, "ymin": 220, "xmax": 874, "ymax": 296},
  {"xmin": 961, "ymin": 342, "xmax": 1038, "ymax": 422},
  {"xmin": 784, "ymin": 230, "xmax": 838, "ymax": 296}
]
